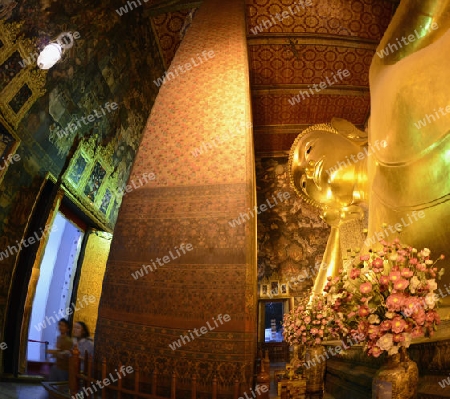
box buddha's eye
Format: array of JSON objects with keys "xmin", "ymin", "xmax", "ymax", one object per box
[
  {"xmin": 306, "ymin": 145, "xmax": 312, "ymax": 155},
  {"xmin": 301, "ymin": 176, "xmax": 307, "ymax": 189}
]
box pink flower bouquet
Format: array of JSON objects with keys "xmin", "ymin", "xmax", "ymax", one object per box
[
  {"xmin": 324, "ymin": 239, "xmax": 445, "ymax": 357},
  {"xmin": 282, "ymin": 295, "xmax": 339, "ymax": 347}
]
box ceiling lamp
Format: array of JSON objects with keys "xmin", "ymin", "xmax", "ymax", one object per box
[
  {"xmin": 37, "ymin": 42, "xmax": 62, "ymax": 69},
  {"xmin": 37, "ymin": 32, "xmax": 76, "ymax": 70}
]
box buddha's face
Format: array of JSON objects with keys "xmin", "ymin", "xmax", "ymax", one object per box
[{"xmin": 290, "ymin": 131, "xmax": 364, "ymax": 208}]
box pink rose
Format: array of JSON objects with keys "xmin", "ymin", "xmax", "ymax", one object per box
[
  {"xmin": 380, "ymin": 320, "xmax": 392, "ymax": 332},
  {"xmin": 358, "ymin": 305, "xmax": 370, "ymax": 317},
  {"xmin": 369, "ymin": 346, "xmax": 383, "ymax": 357},
  {"xmin": 411, "ymin": 327, "xmax": 423, "ymax": 338},
  {"xmin": 426, "ymin": 310, "xmax": 440, "ymax": 324},
  {"xmin": 360, "ymin": 282, "xmax": 373, "ymax": 294},
  {"xmin": 389, "ymin": 271, "xmax": 401, "ymax": 282},
  {"xmin": 358, "ymin": 320, "xmax": 369, "ymax": 335},
  {"xmin": 394, "ymin": 279, "xmax": 409, "ymax": 291},
  {"xmin": 386, "ymin": 293, "xmax": 405, "ymax": 311},
  {"xmin": 379, "ymin": 275, "xmax": 390, "ymax": 285},
  {"xmin": 414, "ymin": 309, "xmax": 426, "ymax": 326},
  {"xmin": 396, "ymin": 255, "xmax": 406, "ymax": 264},
  {"xmin": 400, "ymin": 268, "xmax": 414, "ymax": 278},
  {"xmin": 392, "ymin": 333, "xmax": 405, "ymax": 343},
  {"xmin": 416, "ymin": 263, "xmax": 426, "ymax": 272},
  {"xmin": 402, "ymin": 297, "xmax": 422, "ymax": 317},
  {"xmin": 391, "ymin": 317, "xmax": 407, "ymax": 334},
  {"xmin": 350, "ymin": 268, "xmax": 361, "ymax": 279},
  {"xmin": 372, "ymin": 257, "xmax": 383, "ymax": 268},
  {"xmin": 368, "ymin": 325, "xmax": 380, "ymax": 340}
]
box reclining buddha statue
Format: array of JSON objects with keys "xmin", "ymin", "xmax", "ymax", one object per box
[{"xmin": 289, "ymin": 0, "xmax": 450, "ymax": 312}]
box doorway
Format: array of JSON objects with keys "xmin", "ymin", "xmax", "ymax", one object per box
[
  {"xmin": 258, "ymin": 299, "xmax": 289, "ymax": 363},
  {"xmin": 4, "ymin": 178, "xmax": 112, "ymax": 376},
  {"xmin": 264, "ymin": 301, "xmax": 284, "ymax": 342},
  {"xmin": 27, "ymin": 212, "xmax": 84, "ymax": 363}
]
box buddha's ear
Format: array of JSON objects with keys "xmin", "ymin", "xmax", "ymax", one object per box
[{"xmin": 330, "ymin": 117, "xmax": 368, "ymax": 145}]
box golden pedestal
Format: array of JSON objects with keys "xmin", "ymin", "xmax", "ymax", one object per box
[{"xmin": 277, "ymin": 377, "xmax": 307, "ymax": 399}]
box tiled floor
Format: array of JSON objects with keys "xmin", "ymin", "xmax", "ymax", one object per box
[{"xmin": 0, "ymin": 381, "xmax": 46, "ymax": 399}]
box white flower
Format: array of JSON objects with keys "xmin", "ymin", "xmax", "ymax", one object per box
[
  {"xmin": 412, "ymin": 248, "xmax": 418, "ymax": 253},
  {"xmin": 388, "ymin": 345, "xmax": 400, "ymax": 356},
  {"xmin": 425, "ymin": 260, "xmax": 433, "ymax": 265},
  {"xmin": 399, "ymin": 333, "xmax": 412, "ymax": 348},
  {"xmin": 425, "ymin": 293, "xmax": 436, "ymax": 309},
  {"xmin": 368, "ymin": 314, "xmax": 380, "ymax": 324},
  {"xmin": 385, "ymin": 311, "xmax": 395, "ymax": 319},
  {"xmin": 409, "ymin": 276, "xmax": 421, "ymax": 294},
  {"xmin": 377, "ymin": 333, "xmax": 394, "ymax": 352},
  {"xmin": 389, "ymin": 253, "xmax": 398, "ymax": 261},
  {"xmin": 427, "ymin": 279, "xmax": 437, "ymax": 292},
  {"xmin": 422, "ymin": 248, "xmax": 431, "ymax": 257}
]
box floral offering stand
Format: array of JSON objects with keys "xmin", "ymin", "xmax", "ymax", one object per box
[{"xmin": 323, "ymin": 240, "xmax": 444, "ymax": 399}]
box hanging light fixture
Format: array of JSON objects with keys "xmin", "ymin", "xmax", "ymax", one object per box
[
  {"xmin": 37, "ymin": 32, "xmax": 76, "ymax": 70},
  {"xmin": 37, "ymin": 42, "xmax": 62, "ymax": 69}
]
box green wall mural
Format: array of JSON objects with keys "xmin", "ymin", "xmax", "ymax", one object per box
[{"xmin": 0, "ymin": 0, "xmax": 169, "ymax": 367}]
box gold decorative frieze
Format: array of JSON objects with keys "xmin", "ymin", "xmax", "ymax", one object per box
[
  {"xmin": 0, "ymin": 20, "xmax": 47, "ymax": 129},
  {"xmin": 62, "ymin": 135, "xmax": 121, "ymax": 231}
]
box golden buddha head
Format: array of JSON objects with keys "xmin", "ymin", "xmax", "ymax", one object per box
[{"xmin": 288, "ymin": 120, "xmax": 369, "ymax": 213}]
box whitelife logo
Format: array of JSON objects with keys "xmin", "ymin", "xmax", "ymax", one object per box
[
  {"xmin": 34, "ymin": 295, "xmax": 97, "ymax": 332},
  {"xmin": 288, "ymin": 69, "xmax": 350, "ymax": 106},
  {"xmin": 0, "ymin": 224, "xmax": 56, "ymax": 261},
  {"xmin": 228, "ymin": 192, "xmax": 290, "ymax": 228},
  {"xmin": 71, "ymin": 365, "xmax": 134, "ymax": 398},
  {"xmin": 131, "ymin": 243, "xmax": 193, "ymax": 280},
  {"xmin": 249, "ymin": 0, "xmax": 312, "ymax": 35},
  {"xmin": 376, "ymin": 22, "xmax": 439, "ymax": 58},
  {"xmin": 169, "ymin": 314, "xmax": 231, "ymax": 350},
  {"xmin": 153, "ymin": 50, "xmax": 215, "ymax": 87},
  {"xmin": 414, "ymin": 104, "xmax": 450, "ymax": 130},
  {"xmin": 325, "ymin": 140, "xmax": 387, "ymax": 176},
  {"xmin": 56, "ymin": 102, "xmax": 118, "ymax": 139},
  {"xmin": 18, "ymin": 31, "xmax": 81, "ymax": 68}
]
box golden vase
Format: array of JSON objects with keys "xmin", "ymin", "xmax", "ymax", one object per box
[
  {"xmin": 304, "ymin": 345, "xmax": 326, "ymax": 393},
  {"xmin": 372, "ymin": 352, "xmax": 409, "ymax": 399},
  {"xmin": 400, "ymin": 347, "xmax": 418, "ymax": 399}
]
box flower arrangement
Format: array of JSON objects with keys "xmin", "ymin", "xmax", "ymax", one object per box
[
  {"xmin": 282, "ymin": 295, "xmax": 339, "ymax": 347},
  {"xmin": 324, "ymin": 239, "xmax": 445, "ymax": 357}
]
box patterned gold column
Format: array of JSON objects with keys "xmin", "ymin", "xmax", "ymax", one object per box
[
  {"xmin": 95, "ymin": 0, "xmax": 256, "ymax": 396},
  {"xmin": 72, "ymin": 231, "xmax": 111, "ymax": 337}
]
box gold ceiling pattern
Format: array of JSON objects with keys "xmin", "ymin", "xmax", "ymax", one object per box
[
  {"xmin": 151, "ymin": 9, "xmax": 193, "ymax": 68},
  {"xmin": 247, "ymin": 0, "xmax": 397, "ymax": 154},
  {"xmin": 150, "ymin": 0, "xmax": 398, "ymax": 154},
  {"xmin": 246, "ymin": 0, "xmax": 394, "ymax": 39}
]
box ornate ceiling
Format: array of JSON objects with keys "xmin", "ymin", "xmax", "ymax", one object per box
[{"xmin": 148, "ymin": 0, "xmax": 399, "ymax": 155}]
